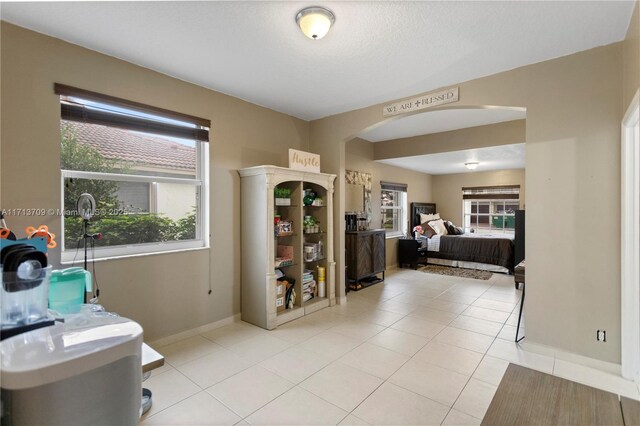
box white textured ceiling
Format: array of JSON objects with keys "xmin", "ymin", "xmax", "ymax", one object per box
[
  {"xmin": 0, "ymin": 2, "xmax": 635, "ymax": 121},
  {"xmin": 377, "ymin": 143, "xmax": 525, "ymax": 175},
  {"xmin": 360, "ymin": 107, "xmax": 527, "ymax": 142}
]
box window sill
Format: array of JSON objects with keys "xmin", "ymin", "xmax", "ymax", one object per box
[
  {"xmin": 385, "ymin": 233, "xmax": 404, "ymax": 240},
  {"xmin": 60, "ymin": 245, "xmax": 209, "ymax": 265}
]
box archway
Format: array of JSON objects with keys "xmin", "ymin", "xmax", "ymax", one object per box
[{"xmin": 334, "ymin": 104, "xmax": 528, "ymax": 301}]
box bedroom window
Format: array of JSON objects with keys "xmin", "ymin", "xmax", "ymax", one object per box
[
  {"xmin": 381, "ymin": 181, "xmax": 408, "ymax": 238},
  {"xmin": 56, "ymin": 84, "xmax": 210, "ymax": 261},
  {"xmin": 462, "ymin": 185, "xmax": 519, "ymax": 234}
]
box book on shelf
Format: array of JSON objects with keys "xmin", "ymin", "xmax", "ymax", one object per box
[
  {"xmin": 274, "ymin": 257, "xmax": 293, "ymax": 267},
  {"xmin": 303, "ymin": 271, "xmax": 314, "ymax": 283}
]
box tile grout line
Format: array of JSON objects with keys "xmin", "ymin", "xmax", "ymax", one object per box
[
  {"xmin": 438, "ymin": 282, "xmax": 505, "ymax": 424},
  {"xmin": 144, "ymin": 270, "xmax": 523, "ymax": 424}
]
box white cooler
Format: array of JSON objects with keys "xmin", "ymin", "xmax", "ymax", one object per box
[{"xmin": 1, "ymin": 315, "xmax": 143, "ymax": 425}]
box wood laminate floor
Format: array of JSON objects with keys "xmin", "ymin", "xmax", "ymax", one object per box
[
  {"xmin": 482, "ymin": 364, "xmax": 639, "ymax": 425},
  {"xmin": 623, "ymin": 396, "xmax": 640, "ymax": 426}
]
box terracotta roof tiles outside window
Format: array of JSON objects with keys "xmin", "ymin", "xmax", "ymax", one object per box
[{"xmin": 62, "ymin": 120, "xmax": 196, "ymax": 172}]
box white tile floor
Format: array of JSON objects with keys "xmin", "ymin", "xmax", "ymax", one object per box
[{"xmin": 142, "ymin": 268, "xmax": 639, "ymax": 425}]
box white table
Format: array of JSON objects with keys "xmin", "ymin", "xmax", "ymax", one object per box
[{"xmin": 142, "ymin": 343, "xmax": 164, "ymax": 373}]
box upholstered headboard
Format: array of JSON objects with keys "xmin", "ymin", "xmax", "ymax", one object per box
[{"xmin": 411, "ymin": 202, "xmax": 437, "ymax": 229}]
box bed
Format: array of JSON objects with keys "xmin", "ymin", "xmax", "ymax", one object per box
[{"xmin": 411, "ymin": 202, "xmax": 514, "ymax": 274}]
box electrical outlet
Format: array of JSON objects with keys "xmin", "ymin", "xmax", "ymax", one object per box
[{"xmin": 597, "ymin": 330, "xmax": 607, "ymax": 342}]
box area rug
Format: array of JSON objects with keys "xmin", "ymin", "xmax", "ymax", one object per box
[{"xmin": 418, "ymin": 264, "xmax": 492, "ymax": 280}]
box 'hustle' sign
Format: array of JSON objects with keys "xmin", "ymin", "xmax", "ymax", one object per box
[
  {"xmin": 383, "ymin": 87, "xmax": 459, "ymax": 117},
  {"xmin": 289, "ymin": 149, "xmax": 320, "ymax": 173}
]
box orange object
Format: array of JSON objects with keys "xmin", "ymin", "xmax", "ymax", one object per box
[
  {"xmin": 25, "ymin": 225, "xmax": 57, "ymax": 249},
  {"xmin": 0, "ymin": 228, "xmax": 11, "ymax": 239}
]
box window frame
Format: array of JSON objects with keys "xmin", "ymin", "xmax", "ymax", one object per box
[
  {"xmin": 56, "ymin": 85, "xmax": 211, "ymax": 262},
  {"xmin": 462, "ymin": 198, "xmax": 518, "ymax": 234},
  {"xmin": 60, "ymin": 132, "xmax": 209, "ymax": 263},
  {"xmin": 380, "ymin": 188, "xmax": 408, "ymax": 238}
]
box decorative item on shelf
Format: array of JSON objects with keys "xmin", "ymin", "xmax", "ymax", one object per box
[
  {"xmin": 304, "ymin": 246, "xmax": 316, "ymax": 262},
  {"xmin": 302, "ymin": 189, "xmax": 317, "ymax": 206},
  {"xmin": 303, "ymin": 242, "xmax": 321, "ymax": 262},
  {"xmin": 276, "ymin": 220, "xmax": 293, "ymax": 237},
  {"xmin": 274, "ymin": 187, "xmax": 292, "ymax": 206},
  {"xmin": 274, "ymin": 257, "xmax": 293, "ymax": 268},
  {"xmin": 275, "ymin": 245, "xmax": 294, "ymax": 267},
  {"xmin": 311, "ymin": 197, "xmax": 324, "ymax": 207},
  {"xmin": 303, "ymin": 215, "xmax": 319, "ymax": 234}
]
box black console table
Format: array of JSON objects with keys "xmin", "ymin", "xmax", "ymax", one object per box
[{"xmin": 398, "ymin": 238, "xmax": 428, "ymax": 269}]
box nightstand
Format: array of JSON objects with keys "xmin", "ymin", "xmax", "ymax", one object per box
[{"xmin": 398, "ymin": 238, "xmax": 428, "ymax": 269}]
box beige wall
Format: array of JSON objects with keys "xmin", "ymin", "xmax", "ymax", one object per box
[
  {"xmin": 311, "ymin": 42, "xmax": 627, "ymax": 363},
  {"xmin": 623, "ymin": 1, "xmax": 639, "ymax": 109},
  {"xmin": 432, "ymin": 169, "xmax": 525, "ymax": 225},
  {"xmin": 0, "ymin": 23, "xmax": 310, "ymax": 341},
  {"xmin": 345, "ymin": 138, "xmax": 432, "ymax": 268}
]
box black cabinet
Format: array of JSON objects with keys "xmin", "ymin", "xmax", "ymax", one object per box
[
  {"xmin": 515, "ymin": 210, "xmax": 525, "ymax": 266},
  {"xmin": 398, "ymin": 239, "xmax": 428, "ymax": 269}
]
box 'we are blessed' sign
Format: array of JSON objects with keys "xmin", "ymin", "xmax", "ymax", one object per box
[{"xmin": 383, "ymin": 87, "xmax": 459, "ymax": 117}]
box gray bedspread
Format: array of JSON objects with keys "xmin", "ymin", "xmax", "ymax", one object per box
[{"xmin": 429, "ymin": 233, "xmax": 514, "ymax": 271}]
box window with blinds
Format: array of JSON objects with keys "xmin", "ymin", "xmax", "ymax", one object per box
[
  {"xmin": 56, "ymin": 84, "xmax": 210, "ymax": 260},
  {"xmin": 381, "ymin": 181, "xmax": 408, "ymax": 237},
  {"xmin": 462, "ymin": 185, "xmax": 520, "ymax": 234}
]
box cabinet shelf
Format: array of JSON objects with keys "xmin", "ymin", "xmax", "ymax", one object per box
[
  {"xmin": 239, "ymin": 165, "xmax": 336, "ymax": 330},
  {"xmin": 276, "ymin": 306, "xmax": 304, "ymax": 326}
]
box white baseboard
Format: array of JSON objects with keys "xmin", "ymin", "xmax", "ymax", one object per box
[
  {"xmin": 522, "ymin": 339, "xmax": 622, "ymax": 375},
  {"xmin": 148, "ymin": 313, "xmax": 241, "ymax": 348}
]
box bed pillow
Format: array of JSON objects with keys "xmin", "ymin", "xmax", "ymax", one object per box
[
  {"xmin": 420, "ymin": 212, "xmax": 440, "ymax": 223},
  {"xmin": 428, "ymin": 219, "xmax": 448, "ymax": 236},
  {"xmin": 420, "ymin": 221, "xmax": 437, "ymax": 238},
  {"xmin": 445, "ymin": 220, "xmax": 465, "ymax": 235},
  {"xmin": 444, "ymin": 220, "xmax": 456, "ymax": 234}
]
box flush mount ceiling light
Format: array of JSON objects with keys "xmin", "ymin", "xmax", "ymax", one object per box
[
  {"xmin": 296, "ymin": 6, "xmax": 335, "ymax": 40},
  {"xmin": 465, "ymin": 162, "xmax": 479, "ymax": 170}
]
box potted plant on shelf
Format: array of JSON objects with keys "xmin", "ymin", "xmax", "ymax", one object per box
[{"xmin": 274, "ymin": 187, "xmax": 291, "ymax": 206}]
